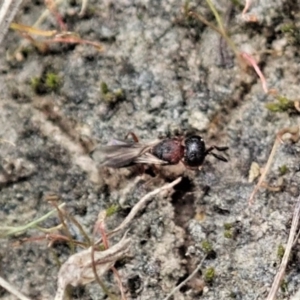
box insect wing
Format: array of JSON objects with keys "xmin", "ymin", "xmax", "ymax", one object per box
[
  {"xmin": 134, "ymin": 152, "xmax": 168, "ymax": 165},
  {"xmin": 91, "ymin": 140, "xmax": 150, "ymax": 168}
]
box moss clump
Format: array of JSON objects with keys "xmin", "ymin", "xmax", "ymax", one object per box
[
  {"xmin": 201, "ymin": 240, "xmax": 213, "ymax": 254},
  {"xmin": 224, "ymin": 230, "xmax": 233, "ymax": 239},
  {"xmin": 223, "ymin": 223, "xmax": 235, "ymax": 239},
  {"xmin": 45, "ymin": 72, "xmax": 61, "ymax": 92},
  {"xmin": 100, "ymin": 82, "xmax": 109, "ymax": 94},
  {"xmin": 265, "ymin": 96, "xmax": 295, "ymax": 112},
  {"xmin": 30, "ymin": 71, "xmax": 61, "ymax": 94},
  {"xmin": 281, "ymin": 23, "xmax": 300, "ymax": 45},
  {"xmin": 278, "ymin": 165, "xmax": 289, "ymax": 176},
  {"xmin": 106, "ymin": 204, "xmax": 119, "ymax": 217},
  {"xmin": 30, "ymin": 77, "xmax": 43, "ymax": 94},
  {"xmin": 100, "ymin": 82, "xmax": 125, "ymax": 104},
  {"xmin": 204, "ymin": 267, "xmax": 215, "ymax": 283},
  {"xmin": 277, "ymin": 244, "xmax": 285, "ymax": 260},
  {"xmin": 280, "ymin": 279, "xmax": 288, "ymax": 293},
  {"xmin": 224, "ymin": 223, "xmax": 233, "ymax": 230}
]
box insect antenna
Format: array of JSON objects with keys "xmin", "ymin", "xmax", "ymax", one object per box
[
  {"xmin": 210, "ymin": 152, "xmax": 228, "ymax": 162},
  {"xmin": 205, "ymin": 146, "xmax": 229, "ymax": 162}
]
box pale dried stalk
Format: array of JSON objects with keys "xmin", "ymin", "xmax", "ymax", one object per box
[
  {"xmin": 241, "ymin": 0, "xmax": 258, "ymax": 22},
  {"xmin": 266, "ymin": 195, "xmax": 300, "ymax": 300},
  {"xmin": 0, "ymin": 0, "xmax": 24, "ymax": 45},
  {"xmin": 103, "ymin": 177, "xmax": 182, "ymax": 241},
  {"xmin": 242, "ymin": 0, "xmax": 252, "ymax": 15},
  {"xmin": 0, "ymin": 202, "xmax": 66, "ymax": 237},
  {"xmin": 79, "ymin": 0, "xmax": 89, "ymax": 16},
  {"xmin": 291, "ymin": 288, "xmax": 300, "ymax": 300},
  {"xmin": 55, "ymin": 233, "xmax": 131, "ymax": 300},
  {"xmin": 248, "ymin": 126, "xmax": 299, "ymax": 204},
  {"xmin": 241, "ymin": 52, "xmax": 268, "ymax": 93},
  {"xmin": 163, "ymin": 255, "xmax": 207, "ymax": 300},
  {"xmin": 0, "ymin": 276, "xmax": 31, "ymax": 300}
]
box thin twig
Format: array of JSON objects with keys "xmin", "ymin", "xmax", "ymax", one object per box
[
  {"xmin": 241, "ymin": 52, "xmax": 268, "ymax": 93},
  {"xmin": 0, "ymin": 276, "xmax": 31, "ymax": 300},
  {"xmin": 266, "ymin": 195, "xmax": 300, "ymax": 300},
  {"xmin": 50, "ymin": 201, "xmax": 75, "ymax": 253},
  {"xmin": 0, "ymin": 0, "xmax": 24, "ymax": 45},
  {"xmin": 248, "ymin": 126, "xmax": 299, "ymax": 204},
  {"xmin": 91, "ymin": 212, "xmax": 119, "ymax": 300},
  {"xmin": 0, "ymin": 203, "xmax": 66, "ymax": 237},
  {"xmin": 241, "ymin": 0, "xmax": 257, "ymax": 22},
  {"xmin": 248, "ymin": 138, "xmax": 280, "ymax": 204},
  {"xmin": 205, "ymin": 0, "xmax": 239, "ymax": 57},
  {"xmin": 291, "ymin": 288, "xmax": 300, "ymax": 300},
  {"xmin": 79, "ymin": 0, "xmax": 89, "ymax": 17},
  {"xmin": 163, "ymin": 255, "xmax": 207, "ymax": 300},
  {"xmin": 102, "ymin": 177, "xmax": 182, "ymax": 242}
]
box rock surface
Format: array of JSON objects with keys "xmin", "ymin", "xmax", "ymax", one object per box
[{"xmin": 1, "ymin": 0, "xmax": 300, "ymax": 299}]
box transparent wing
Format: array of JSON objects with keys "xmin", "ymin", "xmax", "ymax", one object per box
[
  {"xmin": 134, "ymin": 152, "xmax": 168, "ymax": 165},
  {"xmin": 91, "ymin": 139, "xmax": 163, "ymax": 168}
]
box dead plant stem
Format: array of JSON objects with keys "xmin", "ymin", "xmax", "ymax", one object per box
[{"xmin": 266, "ymin": 195, "xmax": 300, "ymax": 300}]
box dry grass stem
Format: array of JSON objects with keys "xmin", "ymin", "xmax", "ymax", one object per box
[
  {"xmin": 266, "ymin": 195, "xmax": 300, "ymax": 300},
  {"xmin": 163, "ymin": 255, "xmax": 207, "ymax": 300},
  {"xmin": 0, "ymin": 276, "xmax": 31, "ymax": 300},
  {"xmin": 93, "ymin": 212, "xmax": 127, "ymax": 299},
  {"xmin": 241, "ymin": 52, "xmax": 268, "ymax": 93},
  {"xmin": 291, "ymin": 288, "xmax": 300, "ymax": 300},
  {"xmin": 100, "ymin": 177, "xmax": 182, "ymax": 242},
  {"xmin": 241, "ymin": 0, "xmax": 258, "ymax": 22},
  {"xmin": 0, "ymin": 0, "xmax": 24, "ymax": 45},
  {"xmin": 79, "ymin": 0, "xmax": 89, "ymax": 16},
  {"xmin": 248, "ymin": 126, "xmax": 299, "ymax": 204},
  {"xmin": 0, "ymin": 202, "xmax": 66, "ymax": 237},
  {"xmin": 242, "ymin": 0, "xmax": 252, "ymax": 15},
  {"xmin": 55, "ymin": 233, "xmax": 131, "ymax": 300},
  {"xmin": 44, "ymin": 0, "xmax": 67, "ymax": 31}
]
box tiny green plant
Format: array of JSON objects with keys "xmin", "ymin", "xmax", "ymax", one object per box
[
  {"xmin": 277, "ymin": 244, "xmax": 285, "ymax": 260},
  {"xmin": 278, "ymin": 165, "xmax": 289, "ymax": 176},
  {"xmin": 100, "ymin": 81, "xmax": 125, "ymax": 104},
  {"xmin": 265, "ymin": 96, "xmax": 296, "ymax": 113},
  {"xmin": 204, "ymin": 267, "xmax": 215, "ymax": 283}
]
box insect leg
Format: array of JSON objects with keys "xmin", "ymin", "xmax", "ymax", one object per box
[{"xmin": 125, "ymin": 132, "xmax": 139, "ymax": 143}]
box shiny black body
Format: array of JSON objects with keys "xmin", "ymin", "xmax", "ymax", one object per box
[{"xmin": 184, "ymin": 136, "xmax": 206, "ymax": 167}]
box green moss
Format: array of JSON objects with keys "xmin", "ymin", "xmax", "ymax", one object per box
[
  {"xmin": 230, "ymin": 0, "xmax": 243, "ymax": 7},
  {"xmin": 265, "ymin": 96, "xmax": 295, "ymax": 113},
  {"xmin": 277, "ymin": 244, "xmax": 285, "ymax": 259},
  {"xmin": 223, "ymin": 223, "xmax": 233, "ymax": 230},
  {"xmin": 86, "ymin": 6, "xmax": 96, "ymax": 16},
  {"xmin": 106, "ymin": 204, "xmax": 119, "ymax": 217},
  {"xmin": 280, "ymin": 279, "xmax": 288, "ymax": 293},
  {"xmin": 30, "ymin": 71, "xmax": 61, "ymax": 94},
  {"xmin": 278, "ymin": 165, "xmax": 289, "ymax": 176},
  {"xmin": 100, "ymin": 82, "xmax": 109, "ymax": 94},
  {"xmin": 281, "ymin": 23, "xmax": 295, "ymax": 33},
  {"xmin": 30, "ymin": 77, "xmax": 43, "ymax": 94},
  {"xmin": 100, "ymin": 82, "xmax": 125, "ymax": 104},
  {"xmin": 201, "ymin": 240, "xmax": 213, "ymax": 254},
  {"xmin": 223, "ymin": 223, "xmax": 234, "ymax": 239},
  {"xmin": 45, "ymin": 72, "xmax": 61, "ymax": 91},
  {"xmin": 281, "ymin": 23, "xmax": 300, "ymax": 45},
  {"xmin": 97, "ymin": 244, "xmax": 106, "ymax": 251},
  {"xmin": 183, "ymin": 0, "xmax": 190, "ymax": 17},
  {"xmin": 204, "ymin": 267, "xmax": 215, "ymax": 283},
  {"xmin": 224, "ymin": 230, "xmax": 233, "ymax": 239}
]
